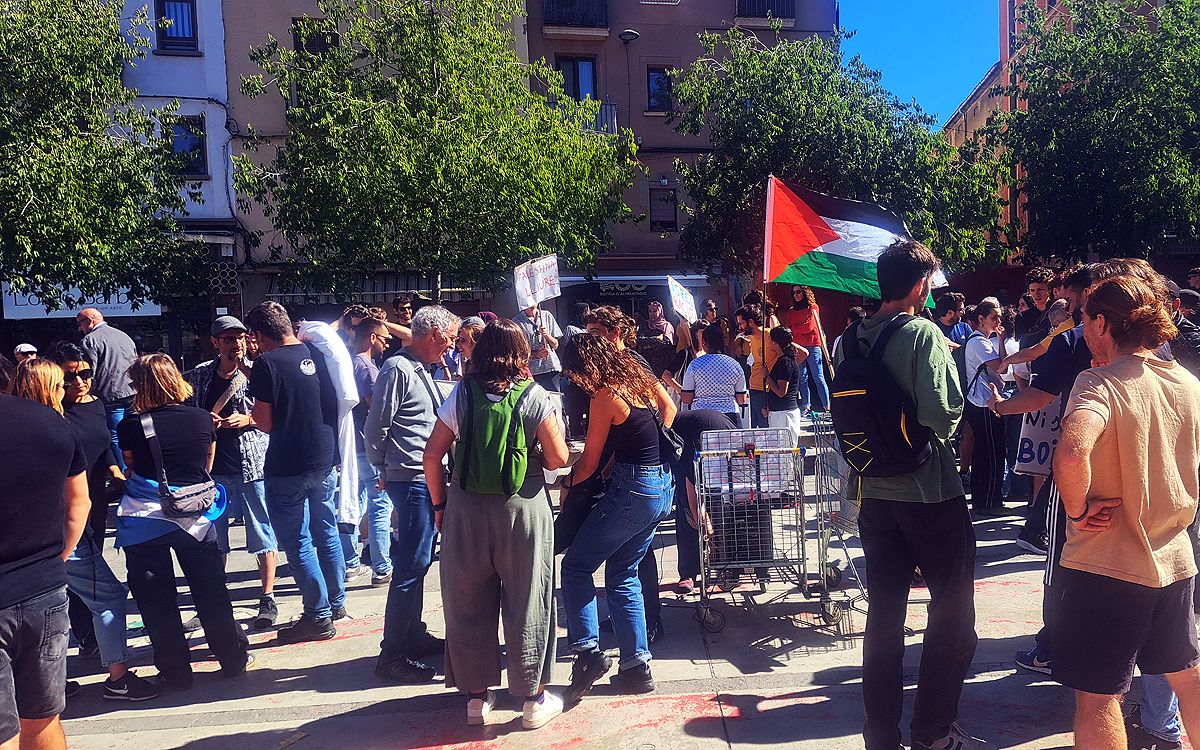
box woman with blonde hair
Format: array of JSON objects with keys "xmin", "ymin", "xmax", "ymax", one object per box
[
  {"xmin": 558, "ymin": 333, "xmax": 676, "ymax": 703},
  {"xmin": 11, "ymin": 358, "xmax": 65, "ymax": 414},
  {"xmin": 115, "ymin": 354, "xmax": 249, "ymax": 690}
]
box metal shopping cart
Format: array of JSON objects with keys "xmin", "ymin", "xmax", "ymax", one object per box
[
  {"xmin": 807, "ymin": 413, "xmax": 869, "ymax": 622},
  {"xmin": 692, "ymin": 426, "xmax": 853, "ymax": 634}
]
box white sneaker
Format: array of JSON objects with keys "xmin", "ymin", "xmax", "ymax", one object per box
[
  {"xmin": 522, "ymin": 691, "xmax": 563, "ymax": 730},
  {"xmin": 466, "ymin": 691, "xmax": 494, "ymax": 726}
]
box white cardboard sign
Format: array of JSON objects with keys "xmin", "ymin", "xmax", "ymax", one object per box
[
  {"xmin": 514, "ymin": 255, "xmax": 561, "ymax": 309},
  {"xmin": 1014, "ymin": 395, "xmax": 1063, "ymax": 477},
  {"xmin": 667, "ymin": 275, "xmax": 697, "ymax": 324}
]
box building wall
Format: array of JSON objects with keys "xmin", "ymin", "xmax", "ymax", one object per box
[
  {"xmin": 123, "ymin": 0, "xmax": 236, "ymax": 224},
  {"xmin": 527, "ymin": 0, "xmax": 838, "ymax": 262}
]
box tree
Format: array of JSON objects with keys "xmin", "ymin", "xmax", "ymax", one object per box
[
  {"xmin": 985, "ymin": 0, "xmax": 1200, "ymax": 262},
  {"xmin": 670, "ymin": 28, "xmax": 1002, "ymax": 279},
  {"xmin": 0, "ymin": 0, "xmax": 205, "ymax": 309},
  {"xmin": 235, "ymin": 0, "xmax": 641, "ymax": 297}
]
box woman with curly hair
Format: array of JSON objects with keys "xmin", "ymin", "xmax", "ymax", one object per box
[
  {"xmin": 781, "ymin": 285, "xmax": 831, "ymax": 412},
  {"xmin": 423, "ymin": 319, "xmax": 569, "ymax": 729},
  {"xmin": 558, "ymin": 333, "xmax": 677, "ymax": 703}
]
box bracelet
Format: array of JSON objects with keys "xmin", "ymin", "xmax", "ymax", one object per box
[
  {"xmin": 432, "ymin": 502, "xmax": 446, "ymax": 511},
  {"xmin": 1066, "ymin": 506, "xmax": 1088, "ymax": 523}
]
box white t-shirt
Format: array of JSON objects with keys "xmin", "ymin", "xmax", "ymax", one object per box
[
  {"xmin": 964, "ymin": 333, "xmax": 1002, "ymax": 407},
  {"xmin": 435, "ymin": 380, "xmax": 556, "ymax": 438},
  {"xmin": 999, "ymin": 337, "xmax": 1019, "ymax": 383},
  {"xmin": 681, "ymin": 353, "xmax": 748, "ymax": 414}
]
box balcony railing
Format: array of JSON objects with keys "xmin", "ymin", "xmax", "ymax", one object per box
[
  {"xmin": 736, "ymin": 0, "xmax": 796, "ymax": 18},
  {"xmin": 544, "ymin": 0, "xmax": 609, "ymax": 27},
  {"xmin": 592, "ymin": 102, "xmax": 618, "ymax": 134}
]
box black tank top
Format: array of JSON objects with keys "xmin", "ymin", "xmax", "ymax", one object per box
[{"xmin": 606, "ymin": 405, "xmax": 660, "ymax": 466}]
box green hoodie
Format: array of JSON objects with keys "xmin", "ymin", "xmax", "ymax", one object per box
[{"xmin": 832, "ymin": 312, "xmax": 965, "ymax": 503}]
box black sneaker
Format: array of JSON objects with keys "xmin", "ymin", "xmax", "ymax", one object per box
[
  {"xmin": 103, "ymin": 671, "xmax": 160, "ymax": 702},
  {"xmin": 374, "ymin": 657, "xmax": 436, "ymax": 684},
  {"xmin": 1014, "ymin": 645, "xmax": 1052, "ymax": 675},
  {"xmin": 911, "ymin": 722, "xmax": 983, "ymax": 750},
  {"xmin": 564, "ymin": 650, "xmax": 612, "ymax": 705},
  {"xmin": 224, "ymin": 653, "xmax": 255, "ymax": 678},
  {"xmin": 410, "ymin": 631, "xmax": 444, "ymax": 657},
  {"xmin": 155, "ymin": 673, "xmax": 193, "ymax": 691},
  {"xmin": 182, "ymin": 615, "xmax": 202, "ymax": 633},
  {"xmin": 332, "ymin": 606, "xmax": 349, "ymax": 621},
  {"xmin": 65, "ymin": 680, "xmax": 83, "ymax": 699},
  {"xmin": 253, "ymin": 597, "xmax": 278, "ymax": 630},
  {"xmin": 371, "ymin": 571, "xmax": 392, "ymax": 587},
  {"xmin": 77, "ymin": 642, "xmax": 101, "ymax": 660},
  {"xmin": 276, "ymin": 614, "xmax": 336, "ymax": 645},
  {"xmin": 647, "ymin": 618, "xmax": 664, "ymax": 646},
  {"xmin": 1126, "ymin": 705, "xmax": 1183, "ymax": 750},
  {"xmin": 610, "ymin": 662, "xmax": 655, "ymax": 694},
  {"xmin": 1015, "ymin": 533, "xmax": 1049, "ymax": 556}
]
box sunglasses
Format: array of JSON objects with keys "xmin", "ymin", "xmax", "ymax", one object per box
[{"xmin": 63, "ymin": 369, "xmax": 94, "ymax": 384}]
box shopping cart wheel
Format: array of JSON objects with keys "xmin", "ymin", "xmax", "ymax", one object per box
[
  {"xmin": 824, "ymin": 562, "xmax": 844, "ymax": 589},
  {"xmin": 694, "ymin": 606, "xmax": 726, "ymax": 633},
  {"xmin": 715, "ymin": 571, "xmax": 740, "ymax": 593},
  {"xmin": 820, "ymin": 600, "xmax": 843, "ymax": 626}
]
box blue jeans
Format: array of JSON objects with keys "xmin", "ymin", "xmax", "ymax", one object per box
[
  {"xmin": 749, "ymin": 390, "xmax": 769, "ymax": 428},
  {"xmin": 265, "ymin": 468, "xmax": 345, "ymax": 620},
  {"xmin": 379, "ymin": 480, "xmax": 435, "ymax": 664},
  {"xmin": 213, "ymin": 475, "xmax": 276, "ymax": 555},
  {"xmin": 66, "ymin": 532, "xmax": 128, "ymax": 668},
  {"xmin": 339, "ymin": 455, "xmax": 393, "ymax": 576},
  {"xmin": 799, "ymin": 347, "xmax": 831, "ymax": 411},
  {"xmin": 105, "ymin": 399, "xmax": 130, "ymax": 471},
  {"xmin": 561, "ymin": 463, "xmax": 674, "ymax": 669},
  {"xmin": 1140, "ymin": 674, "xmax": 1183, "ymax": 742}
]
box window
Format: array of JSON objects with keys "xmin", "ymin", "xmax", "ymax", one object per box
[
  {"xmin": 156, "ymin": 0, "xmax": 198, "ymax": 52},
  {"xmin": 649, "ymin": 187, "xmax": 677, "ymax": 232},
  {"xmin": 171, "ymin": 115, "xmax": 207, "ymax": 177},
  {"xmin": 292, "ymin": 17, "xmax": 340, "ymax": 56},
  {"xmin": 647, "ymin": 67, "xmax": 672, "ymax": 112},
  {"xmin": 556, "ymin": 57, "xmax": 597, "ymax": 101}
]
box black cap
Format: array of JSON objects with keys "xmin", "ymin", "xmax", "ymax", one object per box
[
  {"xmin": 211, "ymin": 316, "xmax": 247, "ymax": 337},
  {"xmin": 1179, "ymin": 289, "xmax": 1200, "ymax": 311}
]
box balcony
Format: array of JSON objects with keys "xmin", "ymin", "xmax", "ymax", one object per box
[
  {"xmin": 735, "ymin": 0, "xmax": 798, "ymax": 28},
  {"xmin": 543, "ymin": 0, "xmax": 609, "ymax": 39},
  {"xmin": 592, "ymin": 102, "xmax": 618, "ymax": 134}
]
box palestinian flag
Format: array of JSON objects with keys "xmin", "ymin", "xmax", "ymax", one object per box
[{"xmin": 763, "ymin": 175, "xmax": 946, "ymax": 298}]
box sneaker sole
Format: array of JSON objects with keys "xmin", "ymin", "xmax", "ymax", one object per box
[
  {"xmin": 103, "ymin": 691, "xmax": 160, "ymax": 702},
  {"xmin": 522, "ymin": 707, "xmax": 562, "ymax": 730},
  {"xmin": 1015, "ymin": 538, "xmax": 1049, "ymax": 555},
  {"xmin": 277, "ymin": 629, "xmax": 336, "ymax": 645},
  {"xmin": 1015, "ymin": 659, "xmax": 1052, "ymax": 675}
]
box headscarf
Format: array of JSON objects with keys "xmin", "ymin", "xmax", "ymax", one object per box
[{"xmin": 646, "ymin": 301, "xmax": 674, "ymax": 343}]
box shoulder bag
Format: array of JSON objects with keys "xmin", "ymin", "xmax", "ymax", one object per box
[{"xmin": 140, "ymin": 412, "xmax": 218, "ymax": 518}]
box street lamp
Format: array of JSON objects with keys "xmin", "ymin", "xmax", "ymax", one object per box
[
  {"xmin": 618, "ymin": 29, "xmax": 639, "ymax": 127},
  {"xmin": 618, "ymin": 28, "xmax": 640, "ymax": 42}
]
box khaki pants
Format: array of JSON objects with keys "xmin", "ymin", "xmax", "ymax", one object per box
[{"xmin": 440, "ymin": 478, "xmax": 556, "ymax": 697}]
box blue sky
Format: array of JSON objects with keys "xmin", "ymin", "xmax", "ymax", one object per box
[{"xmin": 839, "ymin": 1, "xmax": 1000, "ymax": 127}]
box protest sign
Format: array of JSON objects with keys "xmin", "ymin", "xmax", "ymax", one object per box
[
  {"xmin": 1014, "ymin": 395, "xmax": 1062, "ymax": 477},
  {"xmin": 514, "ymin": 255, "xmax": 561, "ymax": 309},
  {"xmin": 666, "ymin": 275, "xmax": 697, "ymax": 323}
]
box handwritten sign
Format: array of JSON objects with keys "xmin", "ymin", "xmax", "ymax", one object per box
[
  {"xmin": 1014, "ymin": 395, "xmax": 1063, "ymax": 477},
  {"xmin": 667, "ymin": 275, "xmax": 697, "ymax": 324},
  {"xmin": 514, "ymin": 255, "xmax": 561, "ymax": 309},
  {"xmin": 2, "ymin": 283, "xmax": 161, "ymax": 320}
]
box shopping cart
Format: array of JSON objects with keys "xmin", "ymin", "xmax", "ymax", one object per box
[
  {"xmin": 692, "ymin": 427, "xmax": 852, "ymax": 634},
  {"xmin": 807, "ymin": 413, "xmax": 869, "ymax": 623}
]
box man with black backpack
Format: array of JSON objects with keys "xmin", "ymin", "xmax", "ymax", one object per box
[{"xmin": 831, "ymin": 239, "xmax": 977, "ymax": 750}]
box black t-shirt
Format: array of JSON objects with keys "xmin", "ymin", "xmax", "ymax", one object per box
[
  {"xmin": 248, "ymin": 342, "xmax": 340, "ymax": 477},
  {"xmin": 766, "ymin": 356, "xmax": 801, "ymax": 411},
  {"xmin": 117, "ymin": 405, "xmax": 216, "ymax": 485},
  {"xmin": 204, "ymin": 370, "xmax": 244, "ymax": 476},
  {"xmin": 63, "ymin": 398, "xmax": 116, "ymax": 478},
  {"xmin": 1016, "ymin": 306, "xmax": 1050, "ymax": 341},
  {"xmin": 1029, "ymin": 324, "xmax": 1093, "ymax": 419},
  {"xmin": 672, "ymin": 409, "xmax": 736, "ymax": 484},
  {"xmin": 0, "ymin": 394, "xmax": 86, "ymax": 609}
]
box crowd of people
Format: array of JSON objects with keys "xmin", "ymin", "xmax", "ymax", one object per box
[{"xmin": 5, "ymin": 251, "xmax": 1200, "ymax": 748}]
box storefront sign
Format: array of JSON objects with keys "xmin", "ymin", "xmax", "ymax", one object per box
[
  {"xmin": 513, "ymin": 255, "xmax": 561, "ymax": 309},
  {"xmin": 2, "ymin": 284, "xmax": 162, "ymax": 320}
]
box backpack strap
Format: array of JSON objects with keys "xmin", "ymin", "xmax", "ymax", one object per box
[
  {"xmin": 843, "ymin": 321, "xmax": 865, "ymax": 359},
  {"xmin": 456, "ymin": 382, "xmax": 475, "ymax": 491},
  {"xmin": 502, "ymin": 381, "xmax": 536, "ymax": 496},
  {"xmin": 963, "ymin": 331, "xmax": 990, "ymax": 395},
  {"xmin": 868, "ymin": 314, "xmax": 917, "ymax": 362},
  {"xmin": 138, "ymin": 412, "xmax": 172, "ymax": 493}
]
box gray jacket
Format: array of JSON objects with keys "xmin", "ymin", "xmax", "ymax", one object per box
[
  {"xmin": 365, "ymin": 349, "xmax": 440, "ymax": 483},
  {"xmin": 80, "ymin": 322, "xmax": 137, "ymax": 403}
]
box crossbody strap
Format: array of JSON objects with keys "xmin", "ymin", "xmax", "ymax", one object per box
[
  {"xmin": 457, "ymin": 382, "xmax": 475, "ymax": 491},
  {"xmin": 210, "ymin": 369, "xmax": 246, "ymax": 416},
  {"xmin": 138, "ymin": 412, "xmax": 172, "ymax": 489},
  {"xmin": 397, "ymin": 350, "xmax": 443, "ymax": 408},
  {"xmin": 503, "ymin": 382, "xmax": 537, "ymax": 496}
]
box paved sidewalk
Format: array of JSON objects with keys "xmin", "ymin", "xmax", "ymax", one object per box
[{"xmin": 55, "ymin": 496, "xmax": 1130, "ymax": 750}]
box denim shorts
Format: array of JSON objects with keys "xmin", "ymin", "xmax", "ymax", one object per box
[
  {"xmin": 213, "ymin": 475, "xmax": 277, "ymax": 555},
  {"xmin": 0, "ymin": 587, "xmax": 69, "ymax": 741}
]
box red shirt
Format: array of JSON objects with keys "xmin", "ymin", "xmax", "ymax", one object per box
[{"xmin": 782, "ymin": 305, "xmax": 821, "ymax": 347}]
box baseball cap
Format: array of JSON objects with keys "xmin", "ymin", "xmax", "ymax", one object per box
[
  {"xmin": 13, "ymin": 343, "xmax": 36, "ymax": 355},
  {"xmin": 1166, "ymin": 279, "xmax": 1182, "ymax": 300},
  {"xmin": 1179, "ymin": 289, "xmax": 1200, "ymax": 311},
  {"xmin": 211, "ymin": 315, "xmax": 247, "ymax": 337}
]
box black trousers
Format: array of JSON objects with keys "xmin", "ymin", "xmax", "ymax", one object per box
[
  {"xmin": 964, "ymin": 403, "xmax": 1005, "ymax": 510},
  {"xmin": 1034, "ymin": 475, "xmax": 1067, "ymax": 656},
  {"xmin": 124, "ymin": 528, "xmax": 248, "ymax": 683},
  {"xmin": 859, "ymin": 496, "xmax": 978, "ymax": 750}
]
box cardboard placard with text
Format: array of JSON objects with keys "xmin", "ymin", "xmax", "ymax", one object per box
[{"xmin": 514, "ymin": 255, "xmax": 561, "ymax": 309}]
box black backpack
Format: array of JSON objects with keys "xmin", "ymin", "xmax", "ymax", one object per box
[{"xmin": 829, "ymin": 314, "xmax": 933, "ymax": 477}]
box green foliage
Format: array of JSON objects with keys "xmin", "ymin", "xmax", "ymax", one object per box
[
  {"xmin": 235, "ymin": 0, "xmax": 641, "ymax": 297},
  {"xmin": 0, "ymin": 0, "xmax": 205, "ymax": 309},
  {"xmin": 984, "ymin": 0, "xmax": 1200, "ymax": 262},
  {"xmin": 670, "ymin": 28, "xmax": 1003, "ymax": 279}
]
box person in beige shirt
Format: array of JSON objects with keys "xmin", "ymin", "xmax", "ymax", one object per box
[{"xmin": 1053, "ymin": 274, "xmax": 1200, "ymax": 750}]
